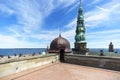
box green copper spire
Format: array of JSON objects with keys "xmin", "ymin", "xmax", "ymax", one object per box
[
  {"xmin": 75, "ymin": 0, "xmax": 85, "ymax": 43},
  {"xmin": 74, "ymin": 0, "xmax": 88, "ymax": 55},
  {"xmin": 78, "ymin": 0, "xmax": 84, "ymax": 21}
]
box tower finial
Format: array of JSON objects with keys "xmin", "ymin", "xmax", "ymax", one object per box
[
  {"xmin": 80, "ymin": 0, "xmax": 82, "ymax": 7},
  {"xmin": 79, "ymin": 0, "xmax": 83, "ymax": 12},
  {"xmin": 58, "ymin": 26, "xmax": 61, "ymax": 37},
  {"xmin": 59, "ymin": 33, "xmax": 61, "ymax": 37}
]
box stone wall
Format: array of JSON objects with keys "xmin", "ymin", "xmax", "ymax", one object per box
[
  {"xmin": 0, "ymin": 54, "xmax": 59, "ymax": 77},
  {"xmin": 65, "ymin": 54, "xmax": 120, "ymax": 71}
]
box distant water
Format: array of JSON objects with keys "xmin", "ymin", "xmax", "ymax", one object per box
[
  {"xmin": 0, "ymin": 48, "xmax": 120, "ymax": 56},
  {"xmin": 0, "ymin": 48, "xmax": 46, "ymax": 56},
  {"xmin": 89, "ymin": 48, "xmax": 120, "ymax": 53}
]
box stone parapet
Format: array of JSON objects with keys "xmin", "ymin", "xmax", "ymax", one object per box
[
  {"xmin": 0, "ymin": 54, "xmax": 59, "ymax": 77},
  {"xmin": 64, "ymin": 54, "xmax": 120, "ymax": 71}
]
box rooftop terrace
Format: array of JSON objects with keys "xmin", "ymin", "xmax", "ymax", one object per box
[{"xmin": 0, "ymin": 62, "xmax": 120, "ymax": 80}]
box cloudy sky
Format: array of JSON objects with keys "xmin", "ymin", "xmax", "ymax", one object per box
[{"xmin": 0, "ymin": 0, "xmax": 120, "ymax": 48}]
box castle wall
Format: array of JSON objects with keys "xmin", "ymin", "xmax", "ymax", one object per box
[
  {"xmin": 1, "ymin": 53, "xmax": 120, "ymax": 77},
  {"xmin": 65, "ymin": 54, "xmax": 120, "ymax": 71},
  {"xmin": 0, "ymin": 54, "xmax": 59, "ymax": 77}
]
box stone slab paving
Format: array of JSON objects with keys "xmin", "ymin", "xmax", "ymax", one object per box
[{"xmin": 0, "ymin": 62, "xmax": 120, "ymax": 80}]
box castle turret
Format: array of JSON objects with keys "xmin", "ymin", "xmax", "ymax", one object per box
[
  {"xmin": 109, "ymin": 42, "xmax": 114, "ymax": 52},
  {"xmin": 74, "ymin": 0, "xmax": 88, "ymax": 54}
]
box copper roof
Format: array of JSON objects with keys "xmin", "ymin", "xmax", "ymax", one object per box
[{"xmin": 49, "ymin": 34, "xmax": 71, "ymax": 53}]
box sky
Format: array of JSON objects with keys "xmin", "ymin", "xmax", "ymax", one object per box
[{"xmin": 0, "ymin": 0, "xmax": 120, "ymax": 48}]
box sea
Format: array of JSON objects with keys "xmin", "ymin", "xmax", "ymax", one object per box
[
  {"xmin": 0, "ymin": 48, "xmax": 46, "ymax": 56},
  {"xmin": 89, "ymin": 48, "xmax": 120, "ymax": 53},
  {"xmin": 0, "ymin": 48, "xmax": 120, "ymax": 56}
]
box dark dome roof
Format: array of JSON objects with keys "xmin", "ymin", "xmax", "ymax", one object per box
[{"xmin": 49, "ymin": 34, "xmax": 71, "ymax": 53}]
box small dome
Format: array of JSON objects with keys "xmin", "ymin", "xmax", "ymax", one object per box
[{"xmin": 49, "ymin": 34, "xmax": 71, "ymax": 53}]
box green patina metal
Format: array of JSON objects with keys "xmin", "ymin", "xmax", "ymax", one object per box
[{"xmin": 75, "ymin": 0, "xmax": 85, "ymax": 43}]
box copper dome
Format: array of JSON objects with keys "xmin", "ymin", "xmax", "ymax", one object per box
[{"xmin": 49, "ymin": 34, "xmax": 71, "ymax": 53}]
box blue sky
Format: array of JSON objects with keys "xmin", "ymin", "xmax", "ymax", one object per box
[{"xmin": 0, "ymin": 0, "xmax": 120, "ymax": 48}]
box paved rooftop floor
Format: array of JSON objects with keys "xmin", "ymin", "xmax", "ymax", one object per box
[{"xmin": 0, "ymin": 62, "xmax": 120, "ymax": 80}]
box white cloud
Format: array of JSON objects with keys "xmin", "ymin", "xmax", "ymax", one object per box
[
  {"xmin": 87, "ymin": 39, "xmax": 120, "ymax": 48},
  {"xmin": 85, "ymin": 0, "xmax": 120, "ymax": 28},
  {"xmin": 30, "ymin": 30, "xmax": 59, "ymax": 40},
  {"xmin": 65, "ymin": 1, "xmax": 79, "ymax": 14},
  {"xmin": 61, "ymin": 29, "xmax": 75, "ymax": 48},
  {"xmin": 7, "ymin": 0, "xmax": 78, "ymax": 34},
  {"xmin": 84, "ymin": 1, "xmax": 120, "ymax": 48},
  {"xmin": 87, "ymin": 29, "xmax": 120, "ymax": 48},
  {"xmin": 0, "ymin": 4, "xmax": 14, "ymax": 15},
  {"xmin": 57, "ymin": 0, "xmax": 77, "ymax": 8},
  {"xmin": 65, "ymin": 18, "xmax": 76, "ymax": 29},
  {"xmin": 10, "ymin": 0, "xmax": 43, "ymax": 33},
  {"xmin": 0, "ymin": 34, "xmax": 49, "ymax": 48},
  {"xmin": 62, "ymin": 0, "xmax": 120, "ymax": 48},
  {"xmin": 88, "ymin": 29, "xmax": 120, "ymax": 35},
  {"xmin": 0, "ymin": 0, "xmax": 79, "ymax": 48},
  {"xmin": 91, "ymin": 0, "xmax": 102, "ymax": 4},
  {"xmin": 0, "ymin": 0, "xmax": 120, "ymax": 48},
  {"xmin": 0, "ymin": 34, "xmax": 26, "ymax": 48}
]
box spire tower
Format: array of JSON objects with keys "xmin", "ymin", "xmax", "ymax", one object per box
[
  {"xmin": 75, "ymin": 0, "xmax": 85, "ymax": 42},
  {"xmin": 74, "ymin": 0, "xmax": 88, "ymax": 54}
]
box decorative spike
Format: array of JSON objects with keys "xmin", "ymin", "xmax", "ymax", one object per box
[
  {"xmin": 59, "ymin": 33, "xmax": 61, "ymax": 37},
  {"xmin": 80, "ymin": 0, "xmax": 82, "ymax": 7},
  {"xmin": 58, "ymin": 25, "xmax": 62, "ymax": 37}
]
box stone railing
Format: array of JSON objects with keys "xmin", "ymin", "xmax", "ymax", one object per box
[
  {"xmin": 0, "ymin": 54, "xmax": 59, "ymax": 77},
  {"xmin": 64, "ymin": 54, "xmax": 120, "ymax": 71}
]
